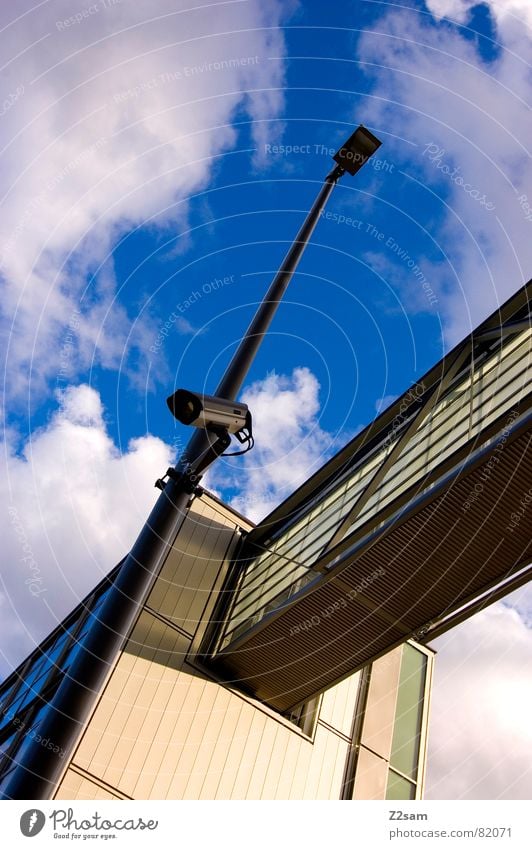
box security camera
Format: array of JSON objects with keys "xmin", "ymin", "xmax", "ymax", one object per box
[{"xmin": 166, "ymin": 389, "xmax": 251, "ymax": 435}]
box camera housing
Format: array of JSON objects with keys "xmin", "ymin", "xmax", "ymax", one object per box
[{"xmin": 166, "ymin": 389, "xmax": 251, "ymax": 434}]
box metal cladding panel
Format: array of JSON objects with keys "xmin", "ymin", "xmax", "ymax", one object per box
[
  {"xmin": 211, "ymin": 426, "xmax": 532, "ymax": 712},
  {"xmin": 212, "ymin": 602, "xmax": 402, "ymax": 712},
  {"xmin": 211, "ymin": 578, "xmax": 407, "ymax": 711},
  {"xmin": 340, "ymin": 432, "xmax": 532, "ymax": 630}
]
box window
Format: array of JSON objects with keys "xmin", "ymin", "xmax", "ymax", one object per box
[
  {"xmin": 285, "ymin": 696, "xmax": 320, "ymax": 737},
  {"xmin": 385, "ymin": 644, "xmax": 429, "ymax": 800},
  {"xmin": 386, "ymin": 770, "xmax": 416, "ymax": 800}
]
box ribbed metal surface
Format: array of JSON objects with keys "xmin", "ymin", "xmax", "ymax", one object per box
[
  {"xmin": 210, "ymin": 427, "xmax": 532, "ymax": 712},
  {"xmin": 342, "ymin": 433, "xmax": 532, "ymax": 630}
]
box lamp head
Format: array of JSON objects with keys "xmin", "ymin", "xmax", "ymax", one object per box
[{"xmin": 333, "ymin": 125, "xmax": 382, "ymax": 176}]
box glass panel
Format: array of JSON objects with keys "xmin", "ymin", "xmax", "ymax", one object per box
[
  {"xmin": 3, "ymin": 629, "xmax": 81, "ymax": 726},
  {"xmin": 389, "ymin": 644, "xmax": 427, "ymax": 780},
  {"xmin": 8, "ymin": 692, "xmax": 34, "ymax": 720},
  {"xmin": 0, "ymin": 764, "xmax": 17, "ymax": 786},
  {"xmin": 43, "ymin": 631, "xmax": 72, "ymax": 669},
  {"xmin": 0, "ymin": 699, "xmax": 18, "ymax": 731},
  {"xmin": 386, "ymin": 769, "xmax": 416, "ymax": 800},
  {"xmin": 0, "ymin": 684, "xmax": 19, "ymax": 732},
  {"xmin": 85, "ymin": 587, "xmax": 111, "ymax": 623},
  {"xmin": 0, "ymin": 715, "xmax": 12, "ymax": 736},
  {"xmin": 62, "ymin": 636, "xmax": 89, "ymax": 672},
  {"xmin": 344, "ymin": 334, "xmax": 530, "ymax": 540},
  {"xmin": 8, "ymin": 664, "xmax": 68, "ymax": 727},
  {"xmin": 9, "ymin": 683, "xmax": 43, "ymax": 717},
  {"xmin": 8, "ymin": 716, "xmax": 46, "ymax": 767},
  {"xmin": 19, "ymin": 655, "xmax": 48, "ymax": 691},
  {"xmin": 0, "ymin": 729, "xmax": 19, "ymax": 758},
  {"xmin": 5, "ymin": 692, "xmax": 60, "ymax": 771},
  {"xmin": 231, "ymin": 562, "xmax": 310, "ymax": 620},
  {"xmin": 0, "ymin": 682, "xmax": 16, "ymax": 707}
]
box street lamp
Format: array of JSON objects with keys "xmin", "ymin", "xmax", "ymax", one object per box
[
  {"xmin": 333, "ymin": 125, "xmax": 381, "ymax": 176},
  {"xmin": 4, "ymin": 125, "xmax": 383, "ymax": 799}
]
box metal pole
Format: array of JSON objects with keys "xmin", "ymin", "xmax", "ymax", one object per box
[
  {"xmin": 178, "ymin": 165, "xmax": 343, "ymax": 473},
  {"xmin": 2, "ymin": 165, "xmax": 345, "ymax": 800},
  {"xmin": 217, "ymin": 166, "xmax": 342, "ymax": 399}
]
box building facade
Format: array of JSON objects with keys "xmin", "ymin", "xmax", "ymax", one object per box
[
  {"xmin": 0, "ymin": 493, "xmax": 433, "ymax": 800},
  {"xmin": 2, "ymin": 279, "xmax": 531, "ymax": 801}
]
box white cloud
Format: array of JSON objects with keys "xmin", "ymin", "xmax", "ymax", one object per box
[
  {"xmin": 0, "ymin": 384, "xmax": 173, "ymax": 679},
  {"xmin": 57, "ymin": 382, "xmax": 104, "ymax": 425},
  {"xmin": 375, "ymin": 392, "xmax": 397, "ymax": 413},
  {"xmin": 426, "ymin": 592, "xmax": 532, "ymax": 799},
  {"xmin": 357, "ymin": 1, "xmax": 532, "ymax": 343},
  {"xmin": 424, "ymin": 0, "xmax": 475, "ymax": 22},
  {"xmin": 207, "ymin": 366, "xmax": 337, "ymax": 522},
  {"xmin": 426, "ymin": 0, "xmax": 532, "ymax": 29},
  {"xmin": 0, "ymin": 0, "xmax": 288, "ymax": 402}
]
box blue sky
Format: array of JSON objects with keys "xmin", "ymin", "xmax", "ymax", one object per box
[{"xmin": 1, "ymin": 0, "xmax": 531, "ymax": 798}]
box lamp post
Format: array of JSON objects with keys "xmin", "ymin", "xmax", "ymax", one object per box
[{"xmin": 3, "ymin": 125, "xmax": 382, "ymax": 799}]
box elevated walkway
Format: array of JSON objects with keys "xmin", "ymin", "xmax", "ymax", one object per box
[{"xmin": 208, "ymin": 281, "xmax": 532, "ymax": 712}]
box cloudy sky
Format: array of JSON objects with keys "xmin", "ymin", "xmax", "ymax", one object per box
[{"xmin": 1, "ymin": 0, "xmax": 531, "ymax": 799}]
